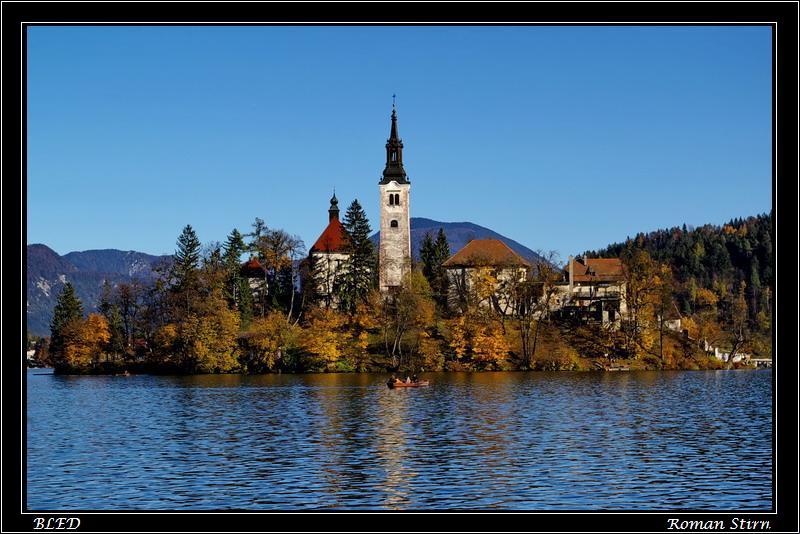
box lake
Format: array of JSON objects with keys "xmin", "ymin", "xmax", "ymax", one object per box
[{"xmin": 26, "ymin": 369, "xmax": 772, "ymax": 510}]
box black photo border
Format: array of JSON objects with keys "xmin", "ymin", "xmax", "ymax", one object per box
[{"xmin": 3, "ymin": 2, "xmax": 797, "ymax": 533}]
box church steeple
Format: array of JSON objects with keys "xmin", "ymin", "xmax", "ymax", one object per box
[
  {"xmin": 380, "ymin": 97, "xmax": 409, "ymax": 185},
  {"xmin": 328, "ymin": 190, "xmax": 339, "ymax": 222}
]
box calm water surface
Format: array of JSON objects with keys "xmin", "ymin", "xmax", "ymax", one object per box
[{"xmin": 27, "ymin": 369, "xmax": 772, "ymax": 510}]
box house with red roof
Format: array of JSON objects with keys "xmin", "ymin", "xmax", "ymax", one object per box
[
  {"xmin": 442, "ymin": 239, "xmax": 532, "ymax": 314},
  {"xmin": 557, "ymin": 255, "xmax": 627, "ymax": 325},
  {"xmin": 307, "ymin": 193, "xmax": 351, "ymax": 308},
  {"xmin": 240, "ymin": 256, "xmax": 267, "ymax": 302}
]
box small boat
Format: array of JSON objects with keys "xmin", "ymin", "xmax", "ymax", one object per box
[{"xmin": 387, "ymin": 379, "xmax": 430, "ymax": 389}]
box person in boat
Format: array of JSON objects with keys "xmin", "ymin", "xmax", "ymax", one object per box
[{"xmin": 411, "ymin": 374, "xmax": 418, "ymax": 383}]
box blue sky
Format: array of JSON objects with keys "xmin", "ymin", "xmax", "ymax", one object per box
[{"xmin": 27, "ymin": 25, "xmax": 772, "ymax": 261}]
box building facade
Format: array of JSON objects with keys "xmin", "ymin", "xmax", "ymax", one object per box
[
  {"xmin": 378, "ymin": 104, "xmax": 412, "ymax": 293},
  {"xmin": 556, "ymin": 256, "xmax": 627, "ymax": 325},
  {"xmin": 308, "ymin": 193, "xmax": 350, "ymax": 307},
  {"xmin": 442, "ymin": 239, "xmax": 532, "ymax": 314}
]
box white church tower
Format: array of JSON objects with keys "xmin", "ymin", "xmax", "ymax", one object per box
[{"xmin": 378, "ymin": 100, "xmax": 412, "ymax": 293}]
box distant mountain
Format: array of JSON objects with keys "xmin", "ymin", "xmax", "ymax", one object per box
[
  {"xmin": 370, "ymin": 217, "xmax": 542, "ymax": 263},
  {"xmin": 26, "ymin": 245, "xmax": 170, "ymax": 337}
]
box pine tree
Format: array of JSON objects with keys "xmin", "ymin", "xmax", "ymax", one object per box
[
  {"xmin": 337, "ymin": 199, "xmax": 375, "ymax": 314},
  {"xmin": 420, "ymin": 229, "xmax": 451, "ymax": 311},
  {"xmin": 49, "ymin": 282, "xmax": 84, "ymax": 366},
  {"xmin": 172, "ymin": 224, "xmax": 202, "ymax": 312},
  {"xmin": 432, "ymin": 228, "xmax": 452, "ymax": 308},
  {"xmin": 419, "ymin": 232, "xmax": 435, "ymax": 281}
]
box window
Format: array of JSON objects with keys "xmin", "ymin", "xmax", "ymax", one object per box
[
  {"xmin": 389, "ymin": 194, "xmax": 394, "ymax": 206},
  {"xmin": 394, "ymin": 194, "xmax": 400, "ymax": 205},
  {"xmin": 390, "ymin": 220, "xmax": 398, "ymax": 228}
]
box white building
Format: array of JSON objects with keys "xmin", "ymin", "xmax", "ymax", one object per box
[
  {"xmin": 308, "ymin": 193, "xmax": 351, "ymax": 307},
  {"xmin": 378, "ymin": 103, "xmax": 412, "ymax": 293}
]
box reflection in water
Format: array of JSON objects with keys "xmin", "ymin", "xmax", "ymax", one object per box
[{"xmin": 27, "ymin": 370, "xmax": 772, "ymax": 510}]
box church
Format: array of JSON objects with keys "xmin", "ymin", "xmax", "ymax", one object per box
[{"xmin": 308, "ymin": 102, "xmax": 413, "ymax": 302}]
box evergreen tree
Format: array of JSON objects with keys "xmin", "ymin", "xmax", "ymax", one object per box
[
  {"xmin": 337, "ymin": 199, "xmax": 375, "ymax": 313},
  {"xmin": 419, "ymin": 229, "xmax": 451, "ymax": 311},
  {"xmin": 49, "ymin": 282, "xmax": 84, "ymax": 365},
  {"xmin": 171, "ymin": 224, "xmax": 202, "ymax": 312},
  {"xmin": 432, "ymin": 228, "xmax": 452, "ymax": 308},
  {"xmin": 419, "ymin": 232, "xmax": 435, "ymax": 280}
]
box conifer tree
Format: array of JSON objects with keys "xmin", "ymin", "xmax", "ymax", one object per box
[
  {"xmin": 224, "ymin": 228, "xmax": 253, "ymax": 323},
  {"xmin": 49, "ymin": 282, "xmax": 84, "ymax": 365},
  {"xmin": 420, "ymin": 228, "xmax": 451, "ymax": 311},
  {"xmin": 337, "ymin": 199, "xmax": 375, "ymax": 314},
  {"xmin": 171, "ymin": 224, "xmax": 202, "ymax": 312}
]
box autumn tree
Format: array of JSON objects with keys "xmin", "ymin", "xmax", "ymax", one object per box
[
  {"xmin": 250, "ymin": 224, "xmax": 305, "ymax": 320},
  {"xmin": 239, "ymin": 311, "xmax": 302, "ymax": 373},
  {"xmin": 503, "ymin": 251, "xmax": 563, "ymax": 369},
  {"xmin": 720, "ymin": 281, "xmax": 750, "ymax": 368},
  {"xmin": 301, "ymin": 307, "xmax": 346, "ymax": 371},
  {"xmin": 59, "ymin": 314, "xmax": 111, "ymax": 372},
  {"xmin": 377, "ymin": 270, "xmax": 435, "ymax": 370}
]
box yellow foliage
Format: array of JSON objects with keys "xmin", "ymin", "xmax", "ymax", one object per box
[
  {"xmin": 681, "ymin": 316, "xmax": 699, "ymax": 339},
  {"xmin": 471, "ymin": 321, "xmax": 509, "ymax": 369},
  {"xmin": 446, "ymin": 316, "xmax": 468, "ymax": 359},
  {"xmin": 242, "ymin": 311, "xmax": 300, "ymax": 371},
  {"xmin": 694, "ymin": 288, "xmax": 718, "ymax": 308},
  {"xmin": 180, "ymin": 290, "xmax": 241, "ymax": 373},
  {"xmin": 62, "ymin": 314, "xmax": 111, "ymax": 369},
  {"xmin": 301, "ymin": 308, "xmax": 346, "ymax": 370}
]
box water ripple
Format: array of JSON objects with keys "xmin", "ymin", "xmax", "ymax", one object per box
[{"xmin": 27, "ymin": 370, "xmax": 772, "ymax": 510}]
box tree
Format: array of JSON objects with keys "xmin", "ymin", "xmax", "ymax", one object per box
[
  {"xmin": 239, "ymin": 311, "xmax": 302, "ymax": 373},
  {"xmin": 420, "ymin": 229, "xmax": 451, "ymax": 311},
  {"xmin": 503, "ymin": 251, "xmax": 562, "ymax": 369},
  {"xmin": 222, "ymin": 228, "xmax": 251, "ymax": 321},
  {"xmin": 59, "ymin": 314, "xmax": 111, "ymax": 372},
  {"xmin": 301, "ymin": 308, "xmax": 346, "ymax": 371},
  {"xmin": 49, "ymin": 282, "xmax": 84, "ymax": 368},
  {"xmin": 98, "ymin": 280, "xmax": 125, "ymax": 360},
  {"xmin": 376, "ymin": 270, "xmax": 435, "ymax": 370},
  {"xmin": 721, "ymin": 281, "xmax": 750, "ymax": 368},
  {"xmin": 171, "ymin": 224, "xmax": 202, "ymax": 313},
  {"xmin": 337, "ymin": 199, "xmax": 375, "ymax": 314},
  {"xmin": 251, "ymin": 227, "xmax": 305, "ymax": 320},
  {"xmin": 178, "ymin": 287, "xmax": 241, "ymax": 373}
]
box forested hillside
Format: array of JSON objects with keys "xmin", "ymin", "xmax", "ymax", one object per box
[{"xmin": 588, "ymin": 212, "xmax": 773, "ymax": 356}]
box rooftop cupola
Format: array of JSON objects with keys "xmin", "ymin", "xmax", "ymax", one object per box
[{"xmin": 328, "ymin": 191, "xmax": 340, "ymax": 222}]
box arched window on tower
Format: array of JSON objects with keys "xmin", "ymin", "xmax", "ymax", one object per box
[
  {"xmin": 390, "ymin": 220, "xmax": 398, "ymax": 228},
  {"xmin": 388, "ymin": 194, "xmax": 394, "ymax": 206},
  {"xmin": 394, "ymin": 193, "xmax": 400, "ymax": 205}
]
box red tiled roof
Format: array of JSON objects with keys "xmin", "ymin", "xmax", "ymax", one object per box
[
  {"xmin": 310, "ymin": 218, "xmax": 349, "ymax": 253},
  {"xmin": 241, "ymin": 257, "xmax": 266, "ymax": 278},
  {"xmin": 442, "ymin": 239, "xmax": 531, "ymax": 268},
  {"xmin": 567, "ymin": 257, "xmax": 624, "ymax": 283}
]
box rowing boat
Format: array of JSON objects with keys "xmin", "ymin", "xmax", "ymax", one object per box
[{"xmin": 387, "ymin": 380, "xmax": 430, "ymax": 389}]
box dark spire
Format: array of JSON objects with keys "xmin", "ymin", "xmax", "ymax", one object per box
[
  {"xmin": 380, "ymin": 98, "xmax": 409, "ymax": 185},
  {"xmin": 328, "ymin": 190, "xmax": 339, "ymax": 221}
]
